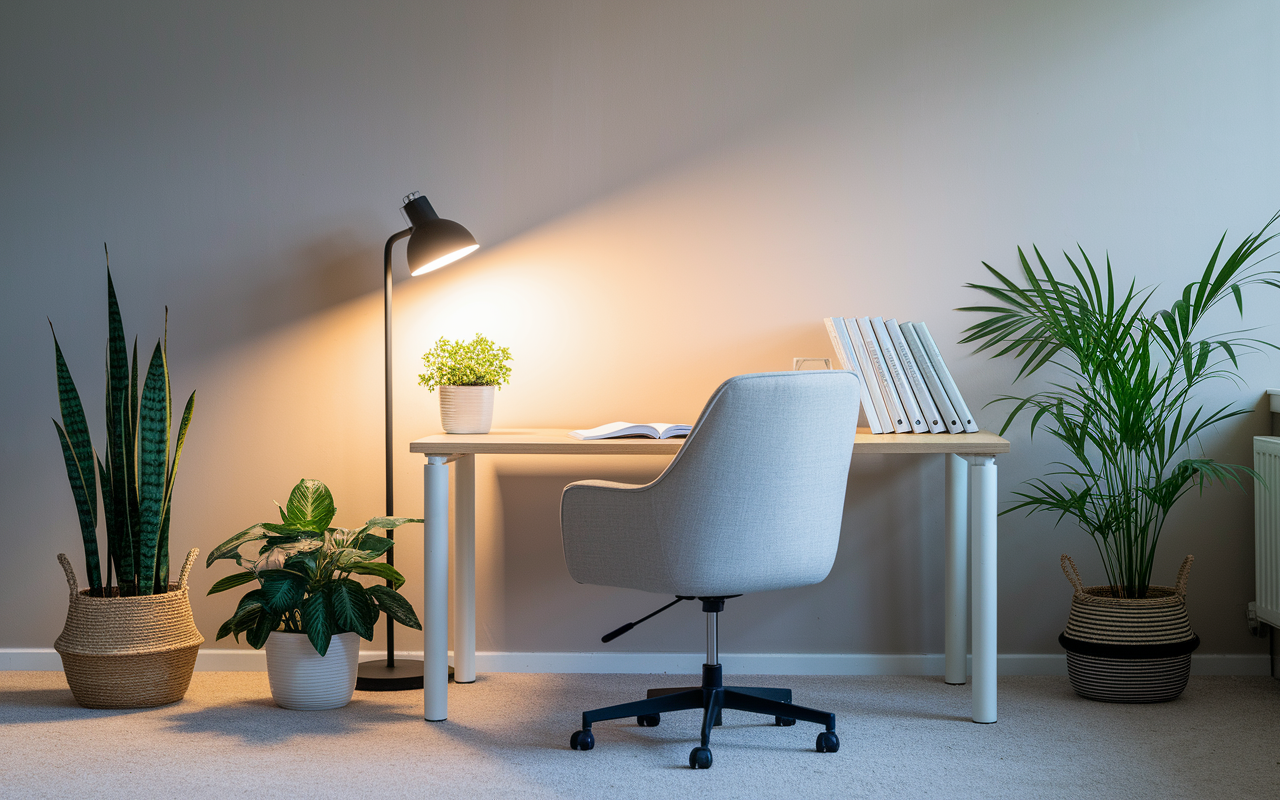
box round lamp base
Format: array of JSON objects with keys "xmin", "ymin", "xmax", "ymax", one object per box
[{"xmin": 355, "ymin": 659, "xmax": 451, "ymax": 692}]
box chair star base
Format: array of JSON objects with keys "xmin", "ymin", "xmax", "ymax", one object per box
[{"xmin": 569, "ymin": 664, "xmax": 839, "ymax": 768}]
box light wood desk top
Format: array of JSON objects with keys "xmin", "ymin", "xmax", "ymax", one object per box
[{"xmin": 410, "ymin": 428, "xmax": 1010, "ymax": 456}]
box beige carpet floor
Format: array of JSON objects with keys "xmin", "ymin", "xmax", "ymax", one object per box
[{"xmin": 1, "ymin": 671, "xmax": 1278, "ymax": 799}]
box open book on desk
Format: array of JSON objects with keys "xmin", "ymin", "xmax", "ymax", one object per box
[{"xmin": 569, "ymin": 421, "xmax": 692, "ymax": 440}]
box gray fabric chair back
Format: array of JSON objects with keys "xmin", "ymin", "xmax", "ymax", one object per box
[{"xmin": 561, "ymin": 370, "xmax": 860, "ymax": 596}]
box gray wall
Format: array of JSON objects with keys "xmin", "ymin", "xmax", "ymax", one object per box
[{"xmin": 2, "ymin": 0, "xmax": 1277, "ymax": 660}]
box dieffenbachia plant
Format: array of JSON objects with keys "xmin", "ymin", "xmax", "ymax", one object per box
[
  {"xmin": 51, "ymin": 262, "xmax": 195, "ymax": 597},
  {"xmin": 207, "ymin": 479, "xmax": 423, "ymax": 656}
]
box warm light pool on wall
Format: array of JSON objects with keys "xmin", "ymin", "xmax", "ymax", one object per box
[{"xmin": 357, "ymin": 192, "xmax": 479, "ymax": 692}]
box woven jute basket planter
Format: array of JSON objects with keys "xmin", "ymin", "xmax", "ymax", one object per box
[
  {"xmin": 54, "ymin": 548, "xmax": 204, "ymax": 709},
  {"xmin": 1058, "ymin": 554, "xmax": 1199, "ymax": 704}
]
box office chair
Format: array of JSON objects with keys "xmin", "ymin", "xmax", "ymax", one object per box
[{"xmin": 560, "ymin": 370, "xmax": 860, "ymax": 769}]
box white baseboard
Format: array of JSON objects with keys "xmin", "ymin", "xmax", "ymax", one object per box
[{"xmin": 2, "ymin": 648, "xmax": 1270, "ymax": 676}]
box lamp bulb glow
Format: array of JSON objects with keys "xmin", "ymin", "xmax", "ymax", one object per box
[{"xmin": 411, "ymin": 244, "xmax": 480, "ymax": 276}]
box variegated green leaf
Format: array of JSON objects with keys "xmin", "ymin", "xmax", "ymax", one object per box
[
  {"xmin": 104, "ymin": 268, "xmax": 136, "ymax": 590},
  {"xmin": 368, "ymin": 585, "xmax": 421, "ymax": 630},
  {"xmin": 206, "ymin": 524, "xmax": 269, "ymax": 566},
  {"xmin": 246, "ymin": 606, "xmax": 278, "ymax": 649},
  {"xmin": 208, "ymin": 571, "xmax": 257, "ymax": 595},
  {"xmin": 255, "ymin": 537, "xmax": 324, "ymax": 572},
  {"xmin": 51, "ymin": 327, "xmax": 101, "ymax": 590},
  {"xmin": 216, "ymin": 603, "xmax": 262, "ymax": 641},
  {"xmin": 329, "ymin": 578, "xmax": 374, "ymax": 639},
  {"xmin": 136, "ymin": 340, "xmax": 169, "ymax": 594},
  {"xmin": 260, "ymin": 522, "xmax": 319, "ymax": 537},
  {"xmin": 161, "ymin": 390, "xmax": 195, "ymax": 527},
  {"xmin": 351, "ymin": 532, "xmax": 394, "ymax": 558},
  {"xmin": 332, "ymin": 548, "xmax": 370, "ymax": 571},
  {"xmin": 257, "ymin": 569, "xmax": 307, "ymax": 614},
  {"xmin": 156, "ymin": 503, "xmax": 171, "ymax": 591},
  {"xmin": 301, "ymin": 591, "xmax": 332, "ymax": 656},
  {"xmin": 347, "ymin": 561, "xmax": 405, "ymax": 590},
  {"xmin": 362, "ymin": 516, "xmax": 423, "ymax": 528},
  {"xmin": 53, "ymin": 420, "xmax": 101, "ymax": 590},
  {"xmin": 282, "ymin": 479, "xmax": 336, "ymax": 532}
]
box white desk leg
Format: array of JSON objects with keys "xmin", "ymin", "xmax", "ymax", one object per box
[
  {"xmin": 453, "ymin": 454, "xmax": 477, "ymax": 684},
  {"xmin": 944, "ymin": 453, "xmax": 969, "ymax": 686},
  {"xmin": 966, "ymin": 454, "xmax": 998, "ymax": 724},
  {"xmin": 424, "ymin": 456, "xmax": 451, "ymax": 722}
]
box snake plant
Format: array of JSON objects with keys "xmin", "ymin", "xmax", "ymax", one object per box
[
  {"xmin": 51, "ymin": 261, "xmax": 195, "ymax": 597},
  {"xmin": 207, "ymin": 479, "xmax": 423, "ymax": 656},
  {"xmin": 959, "ymin": 212, "xmax": 1280, "ymax": 597}
]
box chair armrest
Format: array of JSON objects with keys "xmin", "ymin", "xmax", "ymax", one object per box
[{"xmin": 561, "ymin": 479, "xmax": 668, "ymax": 591}]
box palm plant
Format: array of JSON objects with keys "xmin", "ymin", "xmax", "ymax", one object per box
[
  {"xmin": 207, "ymin": 479, "xmax": 422, "ymax": 656},
  {"xmin": 959, "ymin": 212, "xmax": 1280, "ymax": 598},
  {"xmin": 51, "ymin": 263, "xmax": 195, "ymax": 597}
]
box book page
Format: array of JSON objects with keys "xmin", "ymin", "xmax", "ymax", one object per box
[
  {"xmin": 649, "ymin": 423, "xmax": 691, "ymax": 439},
  {"xmin": 569, "ymin": 421, "xmax": 657, "ymax": 440}
]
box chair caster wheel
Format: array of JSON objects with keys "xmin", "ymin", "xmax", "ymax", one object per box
[
  {"xmin": 689, "ymin": 746, "xmax": 713, "ymax": 769},
  {"xmin": 637, "ymin": 714, "xmax": 660, "ymax": 727},
  {"xmin": 775, "ymin": 716, "xmax": 796, "ymax": 726},
  {"xmin": 816, "ymin": 731, "xmax": 839, "ymax": 753},
  {"xmin": 570, "ymin": 729, "xmax": 595, "ymax": 751}
]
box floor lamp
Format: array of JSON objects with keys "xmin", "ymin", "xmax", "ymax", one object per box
[{"xmin": 355, "ymin": 192, "xmax": 479, "ymax": 691}]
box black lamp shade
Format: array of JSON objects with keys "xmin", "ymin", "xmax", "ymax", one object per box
[
  {"xmin": 401, "ymin": 193, "xmax": 479, "ymax": 276},
  {"xmin": 406, "ymin": 219, "xmax": 479, "ymax": 276}
]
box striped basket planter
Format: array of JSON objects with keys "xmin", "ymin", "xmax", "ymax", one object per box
[
  {"xmin": 54, "ymin": 549, "xmax": 204, "ymax": 709},
  {"xmin": 1058, "ymin": 554, "xmax": 1199, "ymax": 704}
]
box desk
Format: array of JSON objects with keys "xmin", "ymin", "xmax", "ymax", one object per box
[{"xmin": 410, "ymin": 428, "xmax": 1010, "ymax": 724}]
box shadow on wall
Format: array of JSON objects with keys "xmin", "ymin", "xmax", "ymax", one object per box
[{"xmin": 181, "ymin": 229, "xmax": 379, "ymax": 362}]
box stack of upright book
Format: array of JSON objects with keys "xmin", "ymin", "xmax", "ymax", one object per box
[{"xmin": 823, "ymin": 317, "xmax": 979, "ymax": 435}]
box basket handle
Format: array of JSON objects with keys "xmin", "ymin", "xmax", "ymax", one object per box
[
  {"xmin": 1060, "ymin": 554, "xmax": 1085, "ymax": 595},
  {"xmin": 1174, "ymin": 554, "xmax": 1194, "ymax": 596},
  {"xmin": 178, "ymin": 548, "xmax": 200, "ymax": 590},
  {"xmin": 57, "ymin": 553, "xmax": 78, "ymax": 600}
]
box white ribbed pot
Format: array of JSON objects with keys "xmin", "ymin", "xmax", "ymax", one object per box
[
  {"xmin": 264, "ymin": 631, "xmax": 360, "ymax": 710},
  {"xmin": 439, "ymin": 385, "xmax": 495, "ymax": 434}
]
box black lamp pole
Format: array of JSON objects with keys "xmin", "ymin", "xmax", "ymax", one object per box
[{"xmin": 356, "ymin": 193, "xmax": 478, "ymax": 692}]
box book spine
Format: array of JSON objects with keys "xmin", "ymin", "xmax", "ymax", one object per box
[
  {"xmin": 903, "ymin": 322, "xmax": 964, "ymax": 434},
  {"xmin": 828, "ymin": 317, "xmax": 883, "ymax": 434},
  {"xmin": 823, "ymin": 317, "xmax": 853, "ymax": 370},
  {"xmin": 888, "ymin": 319, "xmax": 945, "ymax": 433},
  {"xmin": 914, "ymin": 321, "xmax": 979, "ymax": 433},
  {"xmin": 857, "ymin": 317, "xmax": 910, "ymax": 433},
  {"xmin": 872, "ymin": 317, "xmax": 928, "ymax": 433},
  {"xmin": 844, "ymin": 318, "xmax": 893, "ymax": 434}
]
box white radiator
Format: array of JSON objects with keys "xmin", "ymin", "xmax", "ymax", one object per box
[{"xmin": 1254, "ymin": 436, "xmax": 1280, "ymax": 628}]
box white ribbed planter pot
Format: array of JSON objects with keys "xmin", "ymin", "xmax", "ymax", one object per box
[
  {"xmin": 264, "ymin": 631, "xmax": 360, "ymax": 710},
  {"xmin": 439, "ymin": 385, "xmax": 495, "ymax": 434}
]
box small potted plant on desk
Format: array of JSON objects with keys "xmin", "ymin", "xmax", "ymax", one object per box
[
  {"xmin": 959, "ymin": 211, "xmax": 1280, "ymax": 702},
  {"xmin": 206, "ymin": 479, "xmax": 422, "ymax": 710},
  {"xmin": 419, "ymin": 333, "xmax": 512, "ymax": 434},
  {"xmin": 51, "ymin": 267, "xmax": 202, "ymax": 709}
]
